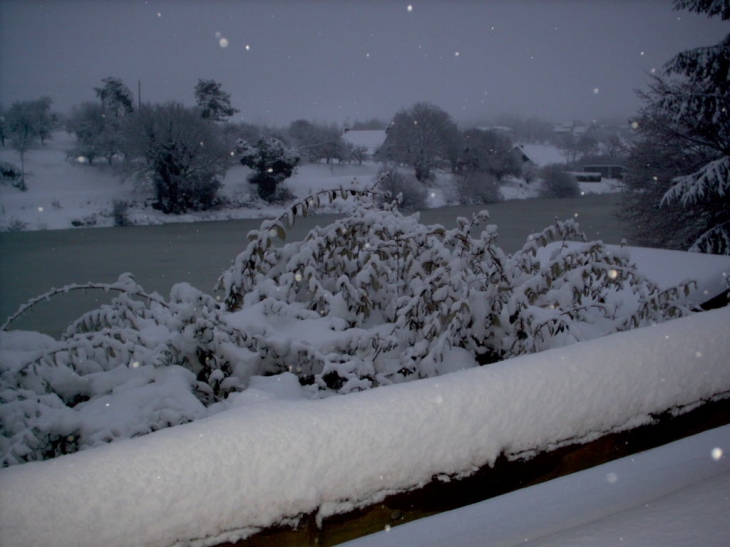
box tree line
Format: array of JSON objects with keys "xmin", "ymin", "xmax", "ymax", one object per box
[
  {"xmin": 0, "ymin": 79, "xmax": 530, "ymax": 211},
  {"xmin": 0, "ymin": 78, "xmax": 617, "ymax": 210}
]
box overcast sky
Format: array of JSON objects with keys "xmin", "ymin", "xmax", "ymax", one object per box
[{"xmin": 0, "ymin": 0, "xmax": 727, "ymax": 127}]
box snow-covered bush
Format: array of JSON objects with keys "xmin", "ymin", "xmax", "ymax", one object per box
[
  {"xmin": 237, "ymin": 137, "xmax": 299, "ymax": 202},
  {"xmin": 70, "ymin": 213, "xmax": 98, "ymax": 227},
  {"xmin": 538, "ymin": 164, "xmax": 581, "ymax": 198},
  {"xmin": 5, "ymin": 219, "xmax": 28, "ymax": 232},
  {"xmin": 220, "ymin": 188, "xmax": 694, "ymax": 387},
  {"xmin": 455, "ymin": 171, "xmax": 502, "ymax": 205},
  {"xmin": 0, "ymin": 161, "xmax": 24, "ymax": 189},
  {"xmin": 120, "ymin": 102, "xmax": 229, "ymax": 214},
  {"xmin": 1, "ymin": 189, "xmax": 695, "ymax": 466},
  {"xmin": 521, "ymin": 161, "xmax": 538, "ymax": 185},
  {"xmin": 376, "ymin": 167, "xmax": 427, "ymax": 211},
  {"xmin": 0, "ymin": 275, "xmax": 253, "ymax": 466}
]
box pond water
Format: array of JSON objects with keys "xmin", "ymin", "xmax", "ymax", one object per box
[{"xmin": 0, "ymin": 193, "xmax": 624, "ymax": 337}]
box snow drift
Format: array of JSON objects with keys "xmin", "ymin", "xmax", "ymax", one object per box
[{"xmin": 1, "ymin": 306, "xmax": 729, "ymax": 547}]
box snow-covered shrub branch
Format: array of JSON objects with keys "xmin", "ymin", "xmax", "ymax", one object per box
[
  {"xmin": 220, "ymin": 191, "xmax": 695, "ymax": 389},
  {"xmin": 217, "ymin": 186, "xmax": 388, "ymax": 311},
  {"xmin": 0, "ymin": 273, "xmax": 167, "ymax": 332},
  {"xmin": 1, "ymin": 275, "xmax": 259, "ymax": 466}
]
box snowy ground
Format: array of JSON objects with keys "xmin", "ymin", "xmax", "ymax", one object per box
[
  {"xmin": 0, "ymin": 132, "xmax": 621, "ymax": 232},
  {"xmin": 1, "ymin": 307, "xmax": 729, "ymax": 547}
]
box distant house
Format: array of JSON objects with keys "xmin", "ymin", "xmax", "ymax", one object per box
[
  {"xmin": 553, "ymin": 121, "xmax": 590, "ymax": 136},
  {"xmin": 341, "ymin": 129, "xmax": 387, "ymax": 157}
]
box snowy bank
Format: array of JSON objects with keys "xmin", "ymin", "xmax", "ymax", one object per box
[
  {"xmin": 1, "ymin": 307, "xmax": 729, "ymax": 547},
  {"xmin": 0, "ymin": 132, "xmax": 622, "ymax": 232}
]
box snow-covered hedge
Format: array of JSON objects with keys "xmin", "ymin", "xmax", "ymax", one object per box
[
  {"xmin": 1, "ymin": 189, "xmax": 695, "ymax": 466},
  {"xmin": 219, "ymin": 188, "xmax": 693, "ymax": 388}
]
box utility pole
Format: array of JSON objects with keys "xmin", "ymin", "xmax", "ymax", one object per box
[{"xmin": 138, "ymin": 80, "xmax": 142, "ymax": 110}]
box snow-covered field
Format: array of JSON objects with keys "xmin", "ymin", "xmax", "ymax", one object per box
[{"xmin": 0, "ymin": 133, "xmax": 620, "ymax": 232}]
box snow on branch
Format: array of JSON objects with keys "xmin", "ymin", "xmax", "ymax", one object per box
[
  {"xmin": 662, "ymin": 156, "xmax": 730, "ymax": 207},
  {"xmin": 664, "ymin": 34, "xmax": 730, "ymax": 83},
  {"xmin": 673, "ymin": 0, "xmax": 730, "ymax": 20},
  {"xmin": 0, "ymin": 273, "xmax": 166, "ymax": 332},
  {"xmin": 689, "ymin": 221, "xmax": 730, "ymax": 254}
]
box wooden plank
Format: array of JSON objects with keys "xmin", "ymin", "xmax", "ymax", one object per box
[{"xmin": 217, "ymin": 394, "xmax": 730, "ymax": 547}]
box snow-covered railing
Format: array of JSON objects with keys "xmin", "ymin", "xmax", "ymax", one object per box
[{"xmin": 1, "ymin": 307, "xmax": 729, "ymax": 547}]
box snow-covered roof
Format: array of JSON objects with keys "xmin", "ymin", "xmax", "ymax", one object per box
[{"xmin": 515, "ymin": 143, "xmax": 568, "ymax": 166}]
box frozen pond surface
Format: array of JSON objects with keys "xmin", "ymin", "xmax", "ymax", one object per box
[{"xmin": 0, "ymin": 194, "xmax": 623, "ymax": 337}]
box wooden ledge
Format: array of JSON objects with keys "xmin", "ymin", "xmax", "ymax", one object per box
[{"xmin": 217, "ymin": 394, "xmax": 730, "ymax": 547}]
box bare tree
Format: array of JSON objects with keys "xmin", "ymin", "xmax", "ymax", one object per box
[
  {"xmin": 67, "ymin": 102, "xmax": 122, "ymax": 165},
  {"xmin": 4, "ymin": 99, "xmax": 56, "ymax": 189},
  {"xmin": 605, "ymin": 134, "xmax": 627, "ymax": 158},
  {"xmin": 378, "ymin": 102, "xmax": 461, "ymax": 181},
  {"xmin": 288, "ymin": 120, "xmax": 346, "ymax": 164}
]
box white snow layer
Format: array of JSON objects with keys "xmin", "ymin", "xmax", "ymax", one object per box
[
  {"xmin": 343, "ymin": 425, "xmax": 730, "ymax": 547},
  {"xmin": 1, "ymin": 307, "xmax": 729, "ymax": 547}
]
